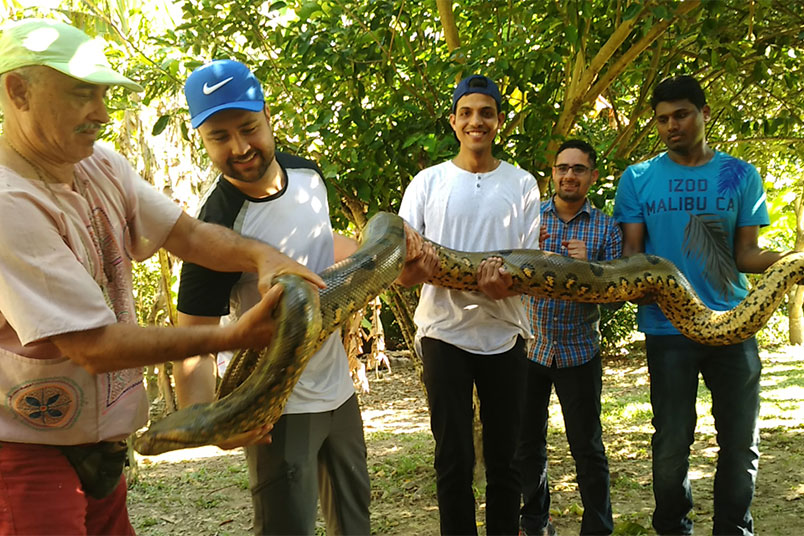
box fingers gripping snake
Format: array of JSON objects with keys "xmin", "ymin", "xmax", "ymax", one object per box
[{"xmin": 133, "ymin": 212, "xmax": 804, "ymax": 455}]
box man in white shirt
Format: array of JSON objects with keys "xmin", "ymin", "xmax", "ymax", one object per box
[{"xmin": 398, "ymin": 74, "xmax": 541, "ymax": 536}]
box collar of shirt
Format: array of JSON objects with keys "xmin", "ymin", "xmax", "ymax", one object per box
[{"xmin": 544, "ymin": 195, "xmax": 593, "ymax": 222}]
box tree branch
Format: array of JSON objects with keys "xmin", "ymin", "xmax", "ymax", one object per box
[
  {"xmin": 605, "ymin": 36, "xmax": 664, "ymax": 161},
  {"xmin": 79, "ymin": 0, "xmax": 179, "ymax": 84},
  {"xmin": 710, "ymin": 137, "xmax": 804, "ymax": 146},
  {"xmin": 332, "ymin": 0, "xmax": 435, "ymax": 117},
  {"xmin": 583, "ymin": 2, "xmax": 701, "ymax": 104},
  {"xmin": 436, "ymin": 0, "xmax": 462, "ymax": 53}
]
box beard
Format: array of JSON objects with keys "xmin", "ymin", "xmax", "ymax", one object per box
[
  {"xmin": 223, "ymin": 149, "xmax": 271, "ymax": 183},
  {"xmin": 556, "ymin": 183, "xmax": 585, "ymax": 203}
]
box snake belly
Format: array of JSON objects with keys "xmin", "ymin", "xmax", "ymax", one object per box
[
  {"xmin": 133, "ymin": 213, "xmax": 406, "ymax": 455},
  {"xmin": 133, "ymin": 212, "xmax": 804, "ymax": 454}
]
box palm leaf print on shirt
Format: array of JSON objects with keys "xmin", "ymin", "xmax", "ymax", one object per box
[
  {"xmin": 683, "ymin": 213, "xmax": 740, "ymax": 299},
  {"xmin": 718, "ymin": 154, "xmax": 749, "ymax": 197}
]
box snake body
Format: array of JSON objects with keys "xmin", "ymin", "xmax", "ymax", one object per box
[
  {"xmin": 429, "ymin": 244, "xmax": 804, "ymax": 346},
  {"xmin": 133, "ymin": 212, "xmax": 804, "ymax": 455},
  {"xmin": 134, "ymin": 213, "xmax": 406, "ymax": 455}
]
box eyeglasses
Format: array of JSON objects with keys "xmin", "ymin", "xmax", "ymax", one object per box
[{"xmin": 554, "ymin": 164, "xmax": 591, "ymax": 175}]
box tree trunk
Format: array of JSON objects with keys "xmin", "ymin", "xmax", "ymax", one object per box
[
  {"xmin": 790, "ymin": 190, "xmax": 804, "ymax": 344},
  {"xmin": 156, "ymin": 249, "xmax": 177, "ymax": 414},
  {"xmin": 386, "ymin": 285, "xmax": 419, "ymax": 357},
  {"xmin": 472, "ymin": 387, "xmax": 485, "ymax": 486},
  {"xmin": 790, "ymin": 287, "xmax": 803, "ymax": 345}
]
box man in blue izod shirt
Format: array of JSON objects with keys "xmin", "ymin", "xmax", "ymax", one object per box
[{"xmin": 614, "ymin": 75, "xmax": 791, "ymax": 536}]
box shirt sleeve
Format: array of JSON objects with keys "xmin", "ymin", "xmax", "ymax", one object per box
[
  {"xmin": 613, "ymin": 167, "xmax": 643, "ymax": 224},
  {"xmin": 0, "ymin": 190, "xmax": 115, "ymax": 345},
  {"xmin": 601, "ymin": 218, "xmax": 624, "ymax": 262},
  {"xmin": 177, "ymin": 261, "xmax": 241, "ymax": 317},
  {"xmin": 737, "ymin": 163, "xmax": 770, "ymax": 228},
  {"xmin": 398, "ymin": 172, "xmax": 426, "ymax": 234},
  {"xmin": 521, "ymin": 175, "xmax": 541, "ymax": 250}
]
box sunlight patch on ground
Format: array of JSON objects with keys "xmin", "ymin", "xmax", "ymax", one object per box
[
  {"xmin": 362, "ymin": 407, "xmax": 430, "ymax": 434},
  {"xmin": 604, "ymin": 365, "xmax": 649, "ymax": 385},
  {"xmin": 621, "ymin": 401, "xmax": 652, "ymax": 421},
  {"xmin": 377, "ymin": 445, "xmax": 404, "ymax": 456},
  {"xmin": 688, "ymin": 467, "xmax": 714, "ymax": 481},
  {"xmin": 135, "ymin": 445, "xmax": 242, "ymax": 466},
  {"xmin": 760, "ymin": 415, "xmax": 804, "ymax": 428},
  {"xmin": 762, "ymin": 347, "xmax": 804, "ymax": 363},
  {"xmin": 761, "ymin": 385, "xmax": 804, "ymax": 401},
  {"xmin": 786, "ymin": 482, "xmax": 804, "ymax": 501}
]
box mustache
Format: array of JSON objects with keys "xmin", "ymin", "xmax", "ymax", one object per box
[
  {"xmin": 74, "ymin": 123, "xmax": 103, "ymax": 133},
  {"xmin": 231, "ymin": 150, "xmax": 259, "ymax": 163}
]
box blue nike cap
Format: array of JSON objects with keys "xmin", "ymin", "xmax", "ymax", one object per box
[{"xmin": 185, "ymin": 59, "xmax": 265, "ymax": 128}]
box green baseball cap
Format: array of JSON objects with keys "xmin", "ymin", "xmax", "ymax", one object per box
[{"xmin": 0, "ymin": 18, "xmax": 142, "ymax": 92}]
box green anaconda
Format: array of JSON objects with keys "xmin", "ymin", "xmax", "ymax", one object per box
[
  {"xmin": 133, "ymin": 212, "xmax": 804, "ymax": 455},
  {"xmin": 133, "ymin": 213, "xmax": 407, "ymax": 455}
]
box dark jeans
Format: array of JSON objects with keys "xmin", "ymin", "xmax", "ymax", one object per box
[
  {"xmin": 420, "ymin": 336, "xmax": 528, "ymax": 536},
  {"xmin": 517, "ymin": 354, "xmax": 613, "ymax": 535},
  {"xmin": 646, "ymin": 335, "xmax": 761, "ymax": 536}
]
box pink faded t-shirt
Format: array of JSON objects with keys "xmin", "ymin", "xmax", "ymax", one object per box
[{"xmin": 0, "ymin": 144, "xmax": 182, "ymax": 445}]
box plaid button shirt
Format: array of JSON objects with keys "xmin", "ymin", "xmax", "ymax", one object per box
[{"xmin": 525, "ymin": 197, "xmax": 623, "ymax": 368}]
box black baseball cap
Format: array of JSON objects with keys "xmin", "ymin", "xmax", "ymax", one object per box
[{"xmin": 451, "ymin": 75, "xmax": 502, "ymax": 112}]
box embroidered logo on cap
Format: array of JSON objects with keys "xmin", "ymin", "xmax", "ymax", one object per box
[{"xmin": 202, "ymin": 76, "xmax": 234, "ymax": 95}]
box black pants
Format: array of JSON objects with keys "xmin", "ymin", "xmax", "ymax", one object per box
[
  {"xmin": 420, "ymin": 336, "xmax": 527, "ymax": 536},
  {"xmin": 517, "ymin": 354, "xmax": 613, "ymax": 535}
]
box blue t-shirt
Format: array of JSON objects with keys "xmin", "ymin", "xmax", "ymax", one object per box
[{"xmin": 613, "ymin": 151, "xmax": 770, "ymax": 335}]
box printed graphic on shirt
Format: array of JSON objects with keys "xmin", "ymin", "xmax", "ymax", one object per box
[
  {"xmin": 8, "ymin": 377, "xmax": 82, "ymax": 430},
  {"xmin": 83, "ymin": 184, "xmax": 144, "ymax": 411},
  {"xmin": 683, "ymin": 213, "xmax": 739, "ymax": 298},
  {"xmin": 678, "ymin": 156, "xmax": 750, "ymax": 299},
  {"xmin": 104, "ymin": 369, "xmax": 143, "ymax": 412}
]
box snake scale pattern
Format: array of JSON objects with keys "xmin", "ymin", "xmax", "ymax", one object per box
[{"xmin": 133, "ymin": 212, "xmax": 804, "ymax": 455}]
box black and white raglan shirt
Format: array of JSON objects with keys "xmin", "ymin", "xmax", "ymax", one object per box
[{"xmin": 177, "ymin": 152, "xmax": 354, "ymax": 414}]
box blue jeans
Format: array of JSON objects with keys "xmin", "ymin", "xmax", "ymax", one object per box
[
  {"xmin": 420, "ymin": 336, "xmax": 528, "ymax": 536},
  {"xmin": 645, "ymin": 335, "xmax": 761, "ymax": 536},
  {"xmin": 517, "ymin": 354, "xmax": 613, "ymax": 535}
]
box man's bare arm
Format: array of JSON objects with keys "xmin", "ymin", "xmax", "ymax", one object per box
[
  {"xmin": 163, "ymin": 212, "xmax": 325, "ymax": 293},
  {"xmin": 50, "ymin": 284, "xmax": 283, "ymax": 374},
  {"xmin": 621, "ymin": 222, "xmax": 646, "ymax": 256},
  {"xmin": 733, "ymin": 225, "xmax": 788, "ymax": 273}
]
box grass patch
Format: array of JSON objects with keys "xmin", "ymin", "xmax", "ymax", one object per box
[
  {"xmin": 127, "ymin": 348, "xmax": 804, "ymax": 536},
  {"xmin": 367, "ymin": 430, "xmax": 436, "ymax": 503}
]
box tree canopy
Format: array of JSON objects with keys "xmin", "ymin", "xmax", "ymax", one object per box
[{"xmin": 2, "ymin": 0, "xmax": 803, "ymax": 343}]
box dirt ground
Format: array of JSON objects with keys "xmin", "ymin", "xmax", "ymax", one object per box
[{"xmin": 128, "ymin": 346, "xmax": 804, "ymax": 535}]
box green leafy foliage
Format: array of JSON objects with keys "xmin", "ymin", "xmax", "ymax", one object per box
[
  {"xmin": 5, "ymin": 0, "xmax": 802, "ymax": 345},
  {"xmin": 600, "ymin": 302, "xmax": 637, "ymax": 355}
]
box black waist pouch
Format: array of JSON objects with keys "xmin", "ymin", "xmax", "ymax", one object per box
[{"xmin": 59, "ymin": 440, "xmax": 128, "ymax": 499}]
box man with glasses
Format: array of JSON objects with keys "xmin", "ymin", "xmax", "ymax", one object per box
[{"xmin": 517, "ymin": 140, "xmax": 621, "ymax": 536}]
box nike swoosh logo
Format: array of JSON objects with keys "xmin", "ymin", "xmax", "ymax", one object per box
[{"xmin": 202, "ymin": 77, "xmax": 234, "ymax": 95}]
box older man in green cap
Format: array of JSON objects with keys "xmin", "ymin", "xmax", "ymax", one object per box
[{"xmin": 0, "ymin": 18, "xmax": 325, "ymax": 534}]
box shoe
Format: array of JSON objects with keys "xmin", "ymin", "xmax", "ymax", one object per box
[{"xmin": 519, "ymin": 520, "xmax": 556, "ymax": 536}]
